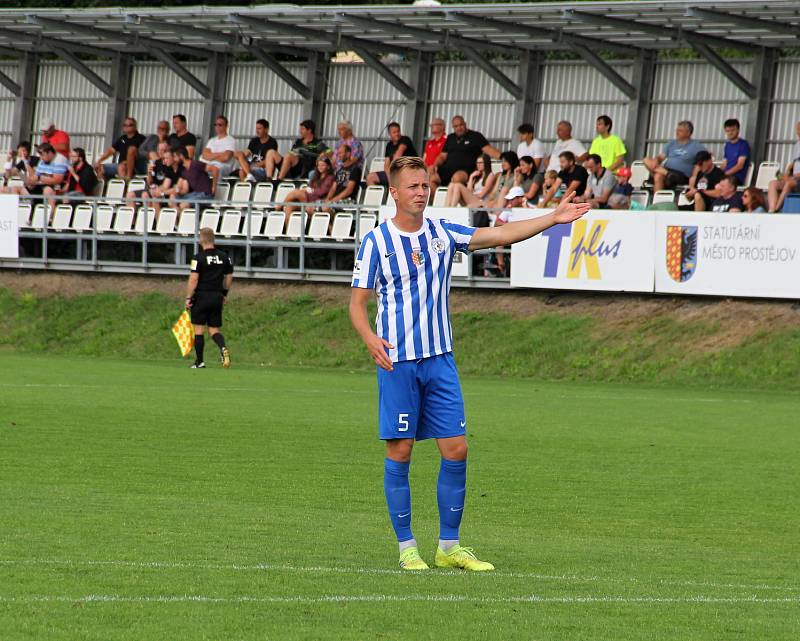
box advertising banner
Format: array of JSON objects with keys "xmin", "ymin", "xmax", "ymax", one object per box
[
  {"xmin": 510, "ymin": 209, "xmax": 656, "ymax": 292},
  {"xmin": 0, "ymin": 194, "xmax": 19, "ymax": 258}
]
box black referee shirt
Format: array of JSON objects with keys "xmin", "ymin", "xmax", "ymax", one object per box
[{"xmin": 191, "ymin": 247, "xmax": 233, "ymax": 293}]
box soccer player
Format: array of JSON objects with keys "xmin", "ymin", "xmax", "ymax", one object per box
[
  {"xmin": 350, "ymin": 157, "xmax": 590, "ymax": 571},
  {"xmin": 185, "ymin": 227, "xmax": 233, "ymax": 369}
]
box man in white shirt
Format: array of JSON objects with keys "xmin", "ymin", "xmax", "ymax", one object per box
[
  {"xmin": 201, "ymin": 115, "xmax": 237, "ymax": 194},
  {"xmin": 516, "ymin": 123, "xmax": 544, "ymax": 171},
  {"xmin": 544, "ymin": 121, "xmax": 587, "ymax": 173}
]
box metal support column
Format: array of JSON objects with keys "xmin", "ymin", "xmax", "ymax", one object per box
[
  {"xmin": 513, "ymin": 50, "xmax": 543, "ymax": 130},
  {"xmin": 11, "ymin": 52, "xmax": 38, "ymax": 145},
  {"xmin": 201, "ymin": 53, "xmax": 230, "ymax": 144},
  {"xmin": 745, "ymin": 47, "xmax": 777, "ymax": 167},
  {"xmin": 104, "ymin": 53, "xmax": 131, "ymax": 149},
  {"xmin": 405, "ymin": 51, "xmax": 434, "ymax": 150},
  {"xmin": 303, "ymin": 51, "xmax": 329, "ymax": 133},
  {"xmin": 624, "ymin": 50, "xmax": 656, "ymax": 161}
]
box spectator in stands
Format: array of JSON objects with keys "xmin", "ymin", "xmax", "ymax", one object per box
[
  {"xmin": 589, "ymin": 115, "xmax": 626, "ymax": 174},
  {"xmin": 39, "ymin": 117, "xmax": 70, "ymax": 156},
  {"xmin": 742, "ymin": 187, "xmax": 767, "ymax": 213},
  {"xmin": 538, "ymin": 151, "xmax": 589, "ymax": 208},
  {"xmin": 539, "ymin": 170, "xmax": 559, "ymax": 207},
  {"xmin": 720, "ymin": 118, "xmax": 751, "ymax": 185},
  {"xmin": 491, "ymin": 151, "xmax": 520, "ymax": 205},
  {"xmin": 2, "ymin": 143, "xmax": 67, "ymax": 202},
  {"xmin": 576, "ymin": 154, "xmax": 616, "ymax": 208},
  {"xmin": 4, "ymin": 142, "xmax": 39, "ymax": 179},
  {"xmin": 140, "ymin": 120, "xmax": 170, "ymax": 162},
  {"xmin": 544, "ymin": 121, "xmax": 587, "ymax": 173},
  {"xmin": 644, "ymin": 120, "xmax": 705, "ymax": 190},
  {"xmin": 267, "ymin": 119, "xmax": 329, "ymax": 181},
  {"xmin": 430, "ymin": 115, "xmax": 500, "ymax": 190},
  {"xmin": 424, "ymin": 117, "xmax": 447, "ymax": 188},
  {"xmin": 608, "ymin": 167, "xmax": 634, "ymax": 209},
  {"xmin": 234, "ymin": 119, "xmax": 277, "ymax": 182},
  {"xmin": 684, "ymin": 151, "xmax": 725, "ymax": 212},
  {"xmin": 323, "ymin": 144, "xmax": 361, "ymax": 211},
  {"xmin": 173, "ymin": 146, "xmax": 213, "ymax": 212},
  {"xmin": 444, "ymin": 153, "xmax": 497, "ymax": 207},
  {"xmin": 367, "ymin": 122, "xmax": 417, "ymax": 187},
  {"xmin": 279, "ymin": 156, "xmax": 335, "ymax": 222},
  {"xmin": 200, "ymin": 115, "xmax": 237, "ymax": 194},
  {"xmin": 132, "ymin": 143, "xmax": 181, "ymax": 217},
  {"xmin": 47, "ymin": 147, "xmax": 97, "ymax": 211},
  {"xmin": 513, "ymin": 155, "xmax": 538, "ymax": 203},
  {"xmin": 168, "ymin": 114, "xmax": 197, "ymax": 159},
  {"xmin": 710, "ymin": 176, "xmax": 743, "ymax": 212},
  {"xmin": 492, "ymin": 186, "xmax": 533, "ymax": 276},
  {"xmin": 332, "ymin": 120, "xmax": 364, "ymax": 170},
  {"xmin": 516, "ymin": 123, "xmax": 544, "ymax": 171},
  {"xmin": 767, "ymin": 121, "xmax": 800, "ymax": 212},
  {"xmin": 95, "ymin": 116, "xmax": 147, "ymax": 180}
]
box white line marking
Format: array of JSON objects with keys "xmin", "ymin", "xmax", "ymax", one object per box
[
  {"xmin": 0, "ymin": 594, "xmax": 797, "ymax": 605},
  {"xmin": 1, "ymin": 559, "xmax": 798, "ymax": 593}
]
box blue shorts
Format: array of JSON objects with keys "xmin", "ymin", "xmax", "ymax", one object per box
[{"xmin": 377, "ymin": 352, "xmax": 466, "ymax": 441}]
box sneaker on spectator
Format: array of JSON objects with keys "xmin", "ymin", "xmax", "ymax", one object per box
[{"xmin": 245, "ymin": 173, "xmax": 256, "ymax": 182}]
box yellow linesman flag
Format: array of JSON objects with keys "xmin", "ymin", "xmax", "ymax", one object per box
[{"xmin": 171, "ymin": 310, "xmax": 194, "ymax": 357}]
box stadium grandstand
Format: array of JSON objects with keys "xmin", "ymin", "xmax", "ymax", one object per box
[{"xmin": 1, "ymin": 1, "xmax": 800, "ymax": 293}]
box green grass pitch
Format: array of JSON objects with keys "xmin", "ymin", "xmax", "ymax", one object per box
[{"xmin": 1, "ymin": 352, "xmax": 798, "ymax": 640}]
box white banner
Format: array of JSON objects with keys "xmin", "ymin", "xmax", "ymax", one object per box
[
  {"xmin": 379, "ymin": 205, "xmax": 471, "ymax": 278},
  {"xmin": 0, "ymin": 194, "xmax": 19, "ymax": 258},
  {"xmin": 654, "ymin": 212, "xmax": 800, "ymax": 298},
  {"xmin": 510, "ymin": 208, "xmax": 656, "ymax": 292}
]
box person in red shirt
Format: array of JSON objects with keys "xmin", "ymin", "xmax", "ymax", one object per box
[
  {"xmin": 39, "ymin": 117, "xmax": 70, "ymax": 156},
  {"xmin": 424, "ymin": 117, "xmax": 446, "ymax": 174}
]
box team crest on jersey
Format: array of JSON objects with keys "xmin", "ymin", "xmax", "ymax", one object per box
[
  {"xmin": 411, "ymin": 249, "xmax": 425, "ymax": 266},
  {"xmin": 431, "ymin": 238, "xmax": 446, "ymax": 254}
]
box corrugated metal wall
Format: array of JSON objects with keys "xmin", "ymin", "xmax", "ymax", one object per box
[
  {"xmin": 33, "ymin": 60, "xmax": 111, "ymax": 155},
  {"xmin": 428, "ymin": 61, "xmax": 519, "ymax": 148},
  {"xmin": 323, "ymin": 61, "xmax": 411, "ymax": 160},
  {"xmin": 768, "ymin": 58, "xmax": 800, "ymax": 165},
  {"xmin": 537, "ymin": 60, "xmax": 633, "ymax": 153},
  {"xmin": 224, "ymin": 61, "xmax": 306, "ymax": 149},
  {"xmin": 647, "ymin": 59, "xmax": 752, "ymax": 159},
  {"xmin": 0, "ymin": 62, "xmax": 18, "ymax": 153},
  {"xmin": 128, "ymin": 61, "xmax": 207, "ymax": 148}
]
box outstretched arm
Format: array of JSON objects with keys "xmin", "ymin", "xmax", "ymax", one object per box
[{"xmin": 468, "ymin": 192, "xmax": 590, "ymax": 251}]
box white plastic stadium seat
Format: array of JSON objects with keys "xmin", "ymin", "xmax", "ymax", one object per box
[
  {"xmin": 6, "ymin": 176, "xmax": 23, "ymax": 191},
  {"xmin": 71, "ymin": 204, "xmax": 93, "ymax": 231},
  {"xmin": 126, "ymin": 178, "xmax": 147, "ymax": 196},
  {"xmin": 241, "ymin": 210, "xmax": 264, "ymax": 236},
  {"xmin": 491, "ymin": 159, "xmax": 503, "ymax": 174},
  {"xmin": 652, "ymin": 190, "xmax": 676, "ymax": 205},
  {"xmin": 95, "ymin": 204, "xmax": 115, "ymax": 232},
  {"xmin": 263, "ymin": 211, "xmax": 285, "ymax": 238},
  {"xmin": 50, "ymin": 204, "xmax": 73, "ymax": 230},
  {"xmin": 176, "ymin": 208, "xmax": 196, "ymax": 235},
  {"xmin": 432, "ymin": 186, "xmax": 448, "ymax": 207},
  {"xmin": 17, "ymin": 203, "xmax": 32, "ymax": 227},
  {"xmin": 156, "ymin": 208, "xmax": 178, "ymax": 234},
  {"xmin": 134, "ymin": 207, "xmax": 156, "ymax": 233},
  {"xmin": 230, "ymin": 181, "xmax": 252, "ymax": 205},
  {"xmin": 252, "ymin": 182, "xmax": 274, "ymax": 208},
  {"xmin": 742, "ymin": 162, "xmax": 754, "ymax": 188},
  {"xmin": 113, "ymin": 206, "xmax": 135, "ymax": 233},
  {"xmin": 629, "ymin": 160, "xmax": 649, "ymax": 189},
  {"xmin": 677, "ymin": 191, "xmax": 693, "ymax": 208},
  {"xmin": 30, "ymin": 204, "xmax": 48, "ymax": 230},
  {"xmin": 361, "ymin": 185, "xmax": 385, "ymax": 208},
  {"xmin": 220, "ymin": 209, "xmax": 242, "ymax": 237},
  {"xmin": 331, "ymin": 213, "xmax": 354, "ymax": 240},
  {"xmin": 357, "ymin": 213, "xmax": 377, "ymax": 239},
  {"xmin": 274, "ymin": 181, "xmax": 295, "ymax": 205},
  {"xmin": 199, "ymin": 208, "xmax": 221, "ymax": 232},
  {"xmin": 93, "ymin": 178, "xmax": 104, "ymax": 197},
  {"xmin": 308, "ymin": 212, "xmax": 330, "ymax": 240},
  {"xmin": 104, "ymin": 178, "xmax": 126, "ymax": 201},
  {"xmin": 215, "ymin": 181, "xmax": 230, "ymax": 203},
  {"xmin": 369, "ymin": 157, "xmax": 387, "ymax": 174},
  {"xmin": 630, "ymin": 190, "xmax": 649, "ymax": 209},
  {"xmin": 285, "ymin": 212, "xmax": 307, "ymax": 239},
  {"xmin": 754, "ymin": 161, "xmax": 780, "ymax": 191}
]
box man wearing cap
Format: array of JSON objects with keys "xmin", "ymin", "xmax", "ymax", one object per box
[{"xmin": 39, "ymin": 118, "xmax": 70, "ymax": 156}]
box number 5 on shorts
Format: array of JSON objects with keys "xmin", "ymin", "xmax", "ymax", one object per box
[{"xmin": 398, "ymin": 413, "xmax": 409, "ymax": 432}]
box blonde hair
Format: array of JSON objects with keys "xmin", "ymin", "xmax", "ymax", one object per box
[
  {"xmin": 199, "ymin": 227, "xmax": 215, "ymax": 245},
  {"xmin": 389, "ymin": 156, "xmax": 427, "ymax": 186},
  {"xmin": 337, "ymin": 120, "xmax": 353, "ymax": 134},
  {"xmin": 545, "ymin": 169, "xmax": 558, "ymax": 180}
]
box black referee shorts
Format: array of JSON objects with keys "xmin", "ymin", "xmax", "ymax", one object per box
[{"xmin": 191, "ymin": 291, "xmax": 224, "ymax": 327}]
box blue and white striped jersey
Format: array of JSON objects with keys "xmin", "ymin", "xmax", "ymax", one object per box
[{"xmin": 352, "ymin": 217, "xmax": 476, "ymax": 363}]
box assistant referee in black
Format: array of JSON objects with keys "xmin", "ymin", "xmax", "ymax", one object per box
[{"xmin": 185, "ymin": 227, "xmax": 233, "ymax": 369}]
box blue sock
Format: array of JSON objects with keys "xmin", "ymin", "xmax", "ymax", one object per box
[
  {"xmin": 384, "ymin": 458, "xmax": 413, "ymax": 543},
  {"xmin": 437, "ymin": 457, "xmax": 467, "ymax": 541}
]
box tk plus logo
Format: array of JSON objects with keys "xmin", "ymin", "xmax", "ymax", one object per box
[{"xmin": 541, "ymin": 219, "xmax": 621, "ymax": 280}]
